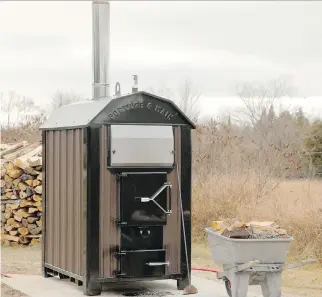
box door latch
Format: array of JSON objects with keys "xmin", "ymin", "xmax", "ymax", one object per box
[{"xmin": 136, "ymin": 182, "xmax": 172, "ymax": 215}]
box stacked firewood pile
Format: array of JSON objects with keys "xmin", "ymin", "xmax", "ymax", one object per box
[{"xmin": 1, "ymin": 141, "xmax": 43, "ymax": 247}]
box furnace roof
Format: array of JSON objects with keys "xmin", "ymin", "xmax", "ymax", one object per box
[{"xmin": 40, "ymin": 91, "xmax": 196, "ymax": 130}]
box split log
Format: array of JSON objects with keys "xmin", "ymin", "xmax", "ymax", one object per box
[
  {"xmin": 28, "ymin": 156, "xmax": 42, "ymax": 167},
  {"xmin": 13, "ymin": 209, "xmax": 31, "ymax": 218},
  {"xmin": 37, "ymin": 206, "xmax": 43, "ymax": 212},
  {"xmin": 1, "ymin": 234, "xmax": 19, "ymax": 242},
  {"xmin": 20, "ymin": 201, "xmax": 33, "ymax": 208},
  {"xmin": 18, "ymin": 182, "xmax": 27, "ymax": 191},
  {"xmin": 26, "ymin": 180, "xmax": 33, "ymax": 187},
  {"xmin": 20, "ymin": 174, "xmax": 34, "ymax": 182},
  {"xmin": 33, "ymin": 194, "xmax": 42, "ymax": 202},
  {"xmin": 7, "ymin": 218, "xmax": 22, "ymax": 228},
  {"xmin": 11, "ymin": 241, "xmax": 19, "ymax": 247},
  {"xmin": 29, "ymin": 226, "xmax": 42, "ymax": 235},
  {"xmin": 0, "ymin": 142, "xmax": 27, "ymax": 158},
  {"xmin": 32, "ymin": 180, "xmax": 41, "ymax": 187},
  {"xmin": 22, "ymin": 218, "xmax": 28, "ymax": 227},
  {"xmin": 4, "ymin": 142, "xmax": 39, "ymax": 161},
  {"xmin": 18, "ymin": 227, "xmax": 29, "ymax": 236},
  {"xmin": 12, "ymin": 178, "xmax": 21, "ymax": 187},
  {"xmin": 9, "ymin": 230, "xmax": 18, "ymax": 236},
  {"xmin": 28, "ymin": 207, "xmax": 38, "ymax": 214},
  {"xmin": 10, "ymin": 194, "xmax": 19, "ymax": 200},
  {"xmin": 26, "ymin": 234, "xmax": 41, "ymax": 238},
  {"xmin": 37, "ymin": 173, "xmax": 42, "ymax": 181},
  {"xmin": 4, "ymin": 211, "xmax": 13, "ymax": 220},
  {"xmin": 1, "ymin": 199, "xmax": 21, "ymax": 204},
  {"xmin": 32, "ymin": 201, "xmax": 41, "ymax": 207},
  {"xmin": 4, "ymin": 224, "xmax": 13, "ymax": 232},
  {"xmin": 26, "ymin": 187, "xmax": 33, "ymax": 197},
  {"xmin": 6, "ymin": 192, "xmax": 13, "ymax": 199},
  {"xmin": 0, "ymin": 179, "xmax": 5, "ymax": 188},
  {"xmin": 29, "ymin": 238, "xmax": 40, "ymax": 246},
  {"xmin": 4, "ymin": 175, "xmax": 13, "ymax": 183},
  {"xmin": 19, "ymin": 191, "xmax": 27, "ymax": 199},
  {"xmin": 14, "ymin": 215, "xmax": 22, "ymax": 222},
  {"xmin": 2, "ymin": 239, "xmax": 10, "ymax": 246},
  {"xmin": 7, "ymin": 204, "xmax": 19, "ymax": 210},
  {"xmin": 28, "ymin": 224, "xmax": 37, "ymax": 231},
  {"xmin": 27, "ymin": 217, "xmax": 38, "ymax": 224},
  {"xmin": 19, "ymin": 236, "xmax": 30, "ymax": 244},
  {"xmin": 36, "ymin": 220, "xmax": 42, "ymax": 227},
  {"xmin": 7, "ymin": 167, "xmax": 23, "ymax": 179},
  {"xmin": 34, "ymin": 185, "xmax": 42, "ymax": 194}
]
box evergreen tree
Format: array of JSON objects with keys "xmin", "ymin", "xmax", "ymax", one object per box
[
  {"xmin": 305, "ymin": 121, "xmax": 322, "ymax": 176},
  {"xmin": 267, "ymin": 105, "xmax": 275, "ymax": 123}
]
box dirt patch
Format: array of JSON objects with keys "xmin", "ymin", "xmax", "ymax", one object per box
[
  {"xmin": 1, "ymin": 284, "xmax": 27, "ymax": 297},
  {"xmin": 1, "ymin": 245, "xmax": 41, "ymax": 297}
]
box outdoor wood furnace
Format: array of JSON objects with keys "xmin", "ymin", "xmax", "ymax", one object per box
[{"xmin": 40, "ymin": 91, "xmax": 196, "ymax": 295}]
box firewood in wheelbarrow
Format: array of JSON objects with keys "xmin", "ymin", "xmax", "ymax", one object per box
[{"xmin": 222, "ymin": 226, "xmax": 251, "ymax": 239}]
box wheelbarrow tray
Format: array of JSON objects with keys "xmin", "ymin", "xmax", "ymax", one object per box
[{"xmin": 205, "ymin": 227, "xmax": 293, "ymax": 265}]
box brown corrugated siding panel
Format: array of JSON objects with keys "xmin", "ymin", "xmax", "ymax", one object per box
[
  {"xmin": 99, "ymin": 126, "xmax": 119, "ymax": 278},
  {"xmin": 45, "ymin": 131, "xmax": 54, "ymax": 266},
  {"xmin": 67, "ymin": 129, "xmax": 74, "ymax": 273},
  {"xmin": 44, "ymin": 129, "xmax": 85, "ymax": 277},
  {"xmin": 164, "ymin": 127, "xmax": 181, "ymax": 275}
]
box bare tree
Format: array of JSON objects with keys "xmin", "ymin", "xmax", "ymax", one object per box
[
  {"xmin": 1, "ymin": 91, "xmax": 17, "ymax": 127},
  {"xmin": 235, "ymin": 76, "xmax": 295, "ymax": 126},
  {"xmin": 178, "ymin": 79, "xmax": 201, "ymax": 123},
  {"xmin": 51, "ymin": 90, "xmax": 84, "ymax": 110},
  {"xmin": 16, "ymin": 96, "xmax": 36, "ymax": 123},
  {"xmin": 147, "ymin": 78, "xmax": 201, "ymax": 123}
]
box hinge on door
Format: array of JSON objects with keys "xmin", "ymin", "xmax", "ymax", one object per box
[
  {"xmin": 115, "ymin": 219, "xmax": 127, "ymax": 227},
  {"xmin": 113, "ymin": 270, "xmax": 127, "ymax": 277},
  {"xmin": 114, "ymin": 251, "xmax": 127, "ymax": 259}
]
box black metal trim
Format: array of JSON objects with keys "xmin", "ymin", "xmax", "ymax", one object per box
[
  {"xmin": 84, "ymin": 127, "xmax": 102, "ymax": 294},
  {"xmin": 40, "ymin": 123, "xmax": 189, "ymax": 132},
  {"xmin": 107, "ymin": 167, "xmax": 174, "ymax": 174},
  {"xmin": 44, "ymin": 263, "xmax": 84, "ymax": 281},
  {"xmin": 92, "ymin": 92, "xmax": 196, "ymax": 129},
  {"xmin": 41, "ymin": 131, "xmax": 47, "ymax": 277},
  {"xmin": 179, "ymin": 127, "xmax": 192, "ymax": 281},
  {"xmin": 96, "ymin": 274, "xmax": 182, "ymax": 283}
]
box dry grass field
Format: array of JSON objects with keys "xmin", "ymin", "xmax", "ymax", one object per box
[{"xmin": 192, "ymin": 178, "xmax": 322, "ymax": 260}]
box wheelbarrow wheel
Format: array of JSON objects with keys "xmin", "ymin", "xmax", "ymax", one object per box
[{"xmin": 224, "ymin": 279, "xmax": 232, "ymax": 297}]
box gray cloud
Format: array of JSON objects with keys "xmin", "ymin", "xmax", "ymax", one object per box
[{"xmin": 1, "ymin": 1, "xmax": 321, "ymax": 107}]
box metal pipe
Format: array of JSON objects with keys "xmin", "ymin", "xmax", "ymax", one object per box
[{"xmin": 92, "ymin": 0, "xmax": 110, "ymax": 100}]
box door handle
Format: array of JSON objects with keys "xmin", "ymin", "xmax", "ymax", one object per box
[
  {"xmin": 135, "ymin": 182, "xmax": 172, "ymax": 215},
  {"xmin": 146, "ymin": 261, "xmax": 170, "ymax": 266}
]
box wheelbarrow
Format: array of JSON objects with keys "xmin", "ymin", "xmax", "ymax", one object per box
[{"xmin": 205, "ymin": 227, "xmax": 293, "ymax": 297}]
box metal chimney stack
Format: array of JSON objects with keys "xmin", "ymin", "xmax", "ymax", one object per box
[{"xmin": 92, "ymin": 1, "xmax": 110, "ymax": 100}]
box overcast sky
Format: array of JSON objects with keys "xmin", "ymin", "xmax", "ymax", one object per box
[{"xmin": 1, "ymin": 1, "xmax": 322, "ymax": 118}]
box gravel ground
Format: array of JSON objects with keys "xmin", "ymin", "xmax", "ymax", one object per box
[{"xmin": 1, "ymin": 245, "xmax": 41, "ymax": 297}]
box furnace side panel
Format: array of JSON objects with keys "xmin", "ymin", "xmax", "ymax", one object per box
[
  {"xmin": 164, "ymin": 127, "xmax": 181, "ymax": 275},
  {"xmin": 44, "ymin": 129, "xmax": 85, "ymax": 277},
  {"xmin": 99, "ymin": 125, "xmax": 119, "ymax": 278}
]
